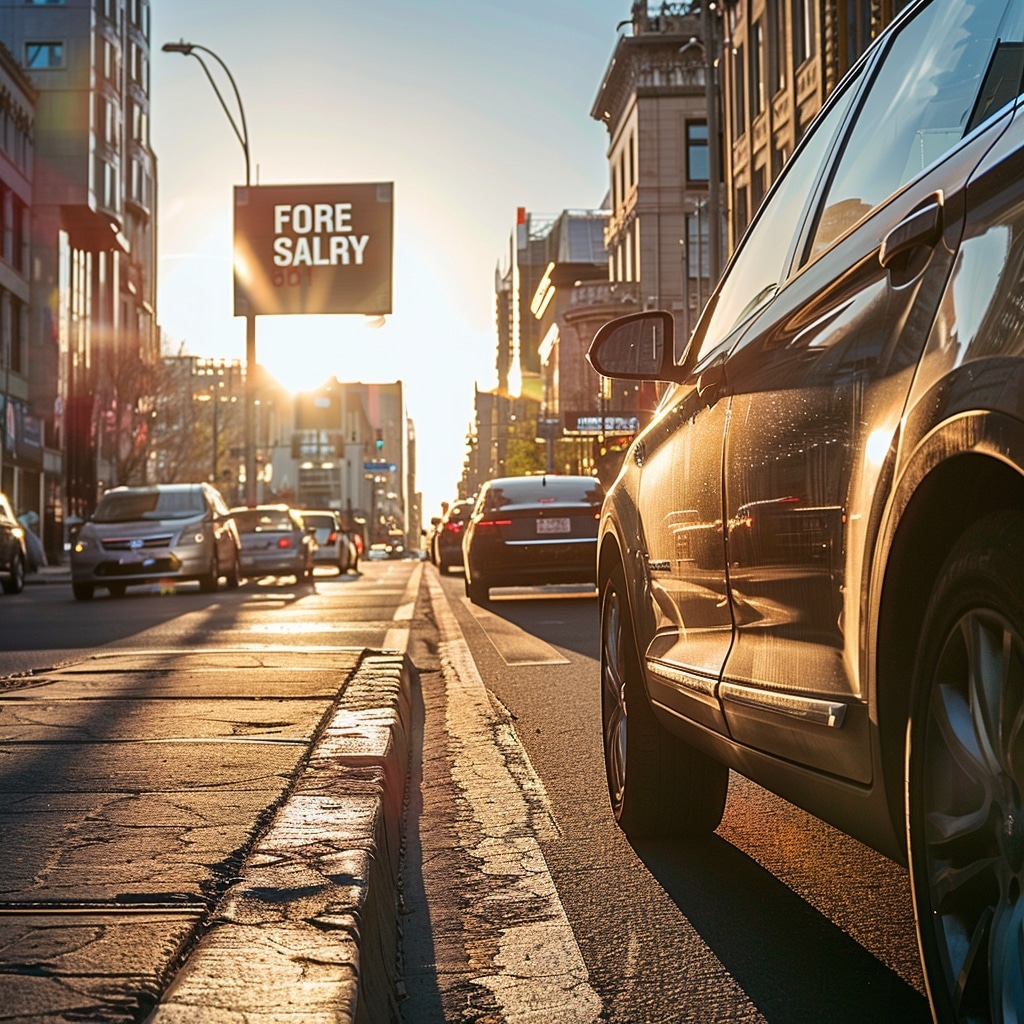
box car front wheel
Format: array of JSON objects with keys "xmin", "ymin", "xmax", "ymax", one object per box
[
  {"xmin": 601, "ymin": 562, "xmax": 728, "ymax": 839},
  {"xmin": 198, "ymin": 556, "xmax": 218, "ymax": 593},
  {"xmin": 907, "ymin": 511, "xmax": 1024, "ymax": 1024},
  {"xmin": 2, "ymin": 551, "xmax": 24, "ymax": 594}
]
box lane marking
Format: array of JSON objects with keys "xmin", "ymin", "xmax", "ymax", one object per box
[
  {"xmin": 425, "ymin": 571, "xmax": 601, "ymax": 1023},
  {"xmin": 383, "ymin": 561, "xmax": 422, "ymax": 652},
  {"xmin": 465, "ymin": 600, "xmax": 570, "ymax": 666}
]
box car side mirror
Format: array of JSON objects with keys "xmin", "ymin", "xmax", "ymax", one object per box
[{"xmin": 587, "ymin": 309, "xmax": 685, "ymax": 383}]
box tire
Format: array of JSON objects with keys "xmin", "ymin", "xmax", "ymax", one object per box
[
  {"xmin": 225, "ymin": 551, "xmax": 241, "ymax": 589},
  {"xmin": 467, "ymin": 575, "xmax": 489, "ymax": 605},
  {"xmin": 2, "ymin": 551, "xmax": 24, "ymax": 594},
  {"xmin": 107, "ymin": 583, "xmax": 127, "ymax": 598},
  {"xmin": 72, "ymin": 582, "xmax": 94, "ymax": 602},
  {"xmin": 601, "ymin": 563, "xmax": 728, "ymax": 839},
  {"xmin": 907, "ymin": 511, "xmax": 1024, "ymax": 1024},
  {"xmin": 198, "ymin": 556, "xmax": 218, "ymax": 594}
]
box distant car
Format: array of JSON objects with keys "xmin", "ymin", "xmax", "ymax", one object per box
[
  {"xmin": 462, "ymin": 475, "xmax": 603, "ymax": 604},
  {"xmin": 300, "ymin": 510, "xmax": 358, "ymax": 574},
  {"xmin": 232, "ymin": 505, "xmax": 316, "ymax": 582},
  {"xmin": 433, "ymin": 499, "xmax": 475, "ymax": 572},
  {"xmin": 70, "ymin": 483, "xmax": 241, "ymax": 601},
  {"xmin": 0, "ymin": 491, "xmax": 27, "ymax": 595}
]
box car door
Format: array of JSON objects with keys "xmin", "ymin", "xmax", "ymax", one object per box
[
  {"xmin": 636, "ymin": 71, "xmax": 865, "ymax": 731},
  {"xmin": 718, "ymin": 0, "xmax": 1024, "ymax": 780}
]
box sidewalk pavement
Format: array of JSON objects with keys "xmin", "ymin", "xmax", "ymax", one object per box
[{"xmin": 1, "ymin": 645, "xmax": 413, "ymax": 1024}]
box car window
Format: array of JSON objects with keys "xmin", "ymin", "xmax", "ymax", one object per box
[
  {"xmin": 693, "ymin": 67, "xmax": 862, "ymax": 361},
  {"xmin": 303, "ymin": 514, "xmax": 335, "ymax": 530},
  {"xmin": 482, "ymin": 477, "xmax": 604, "ymax": 510},
  {"xmin": 808, "ymin": 0, "xmax": 1024, "ymax": 258},
  {"xmin": 234, "ymin": 510, "xmax": 294, "ymax": 533}
]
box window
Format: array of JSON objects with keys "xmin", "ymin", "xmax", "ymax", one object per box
[
  {"xmin": 694, "ymin": 70, "xmax": 861, "ymax": 359},
  {"xmin": 24, "ymin": 42, "xmax": 64, "ymax": 69},
  {"xmin": 732, "ymin": 43, "xmax": 746, "ymax": 138},
  {"xmin": 792, "ymin": 0, "xmax": 815, "ymax": 65},
  {"xmin": 9, "ymin": 297, "xmax": 23, "ymax": 375},
  {"xmin": 750, "ymin": 21, "xmax": 764, "ymax": 115},
  {"xmin": 808, "ymin": 0, "xmax": 1024, "ymax": 258},
  {"xmin": 686, "ymin": 121, "xmax": 709, "ymax": 182}
]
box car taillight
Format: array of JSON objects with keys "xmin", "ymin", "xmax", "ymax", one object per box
[
  {"xmin": 476, "ymin": 519, "xmax": 512, "ymax": 528},
  {"xmin": 444, "ymin": 522, "xmax": 462, "ymax": 533},
  {"xmin": 277, "ymin": 537, "xmax": 294, "ymax": 549},
  {"xmin": 327, "ymin": 531, "xmax": 338, "ymax": 544}
]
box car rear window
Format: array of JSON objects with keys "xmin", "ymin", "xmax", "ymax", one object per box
[
  {"xmin": 482, "ymin": 477, "xmax": 604, "ymax": 511},
  {"xmin": 234, "ymin": 510, "xmax": 295, "ymax": 533},
  {"xmin": 93, "ymin": 489, "xmax": 205, "ymax": 523},
  {"xmin": 302, "ymin": 514, "xmax": 336, "ymax": 529}
]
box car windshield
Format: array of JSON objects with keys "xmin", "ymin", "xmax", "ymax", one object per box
[
  {"xmin": 92, "ymin": 489, "xmax": 205, "ymax": 523},
  {"xmin": 234, "ymin": 510, "xmax": 294, "ymax": 533}
]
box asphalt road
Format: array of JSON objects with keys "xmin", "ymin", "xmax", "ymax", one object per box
[
  {"xmin": 0, "ymin": 562, "xmax": 934, "ymax": 1022},
  {"xmin": 402, "ymin": 568, "xmax": 932, "ymax": 1024}
]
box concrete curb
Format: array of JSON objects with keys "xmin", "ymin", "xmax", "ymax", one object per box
[{"xmin": 145, "ymin": 650, "xmax": 412, "ymax": 1024}]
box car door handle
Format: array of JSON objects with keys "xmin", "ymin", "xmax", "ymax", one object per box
[{"xmin": 879, "ymin": 195, "xmax": 943, "ymax": 268}]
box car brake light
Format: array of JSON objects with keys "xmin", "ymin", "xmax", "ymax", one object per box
[
  {"xmin": 477, "ymin": 519, "xmax": 512, "ymax": 527},
  {"xmin": 327, "ymin": 531, "xmax": 338, "ymax": 543},
  {"xmin": 444, "ymin": 522, "xmax": 462, "ymax": 533},
  {"xmin": 277, "ymin": 537, "xmax": 293, "ymax": 549}
]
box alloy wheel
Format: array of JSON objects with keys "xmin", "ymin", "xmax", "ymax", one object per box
[{"xmin": 918, "ymin": 607, "xmax": 1024, "ymax": 1023}]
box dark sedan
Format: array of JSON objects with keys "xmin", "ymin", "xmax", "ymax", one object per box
[
  {"xmin": 462, "ymin": 475, "xmax": 602, "ymax": 604},
  {"xmin": 432, "ymin": 498, "xmax": 475, "ymax": 573},
  {"xmin": 587, "ymin": 2, "xmax": 1024, "ymax": 1020},
  {"xmin": 0, "ymin": 492, "xmax": 26, "ymax": 595}
]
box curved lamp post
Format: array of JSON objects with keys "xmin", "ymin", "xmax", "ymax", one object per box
[{"xmin": 162, "ymin": 40, "xmax": 257, "ymax": 505}]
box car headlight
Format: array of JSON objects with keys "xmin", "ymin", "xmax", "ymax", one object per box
[{"xmin": 178, "ymin": 530, "xmax": 206, "ymax": 546}]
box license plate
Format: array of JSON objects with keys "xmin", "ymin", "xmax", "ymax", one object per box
[{"xmin": 537, "ymin": 517, "xmax": 571, "ymax": 534}]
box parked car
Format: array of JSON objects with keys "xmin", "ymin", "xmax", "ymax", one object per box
[
  {"xmin": 70, "ymin": 483, "xmax": 241, "ymax": 600},
  {"xmin": 300, "ymin": 510, "xmax": 358, "ymax": 574},
  {"xmin": 462, "ymin": 475, "xmax": 602, "ymax": 604},
  {"xmin": 587, "ymin": 1, "xmax": 1024, "ymax": 1019},
  {"xmin": 0, "ymin": 492, "xmax": 27, "ymax": 594},
  {"xmin": 432, "ymin": 498, "xmax": 475, "ymax": 572},
  {"xmin": 231, "ymin": 505, "xmax": 316, "ymax": 582}
]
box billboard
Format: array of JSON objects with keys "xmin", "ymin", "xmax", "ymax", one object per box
[{"xmin": 234, "ymin": 182, "xmax": 393, "ymax": 316}]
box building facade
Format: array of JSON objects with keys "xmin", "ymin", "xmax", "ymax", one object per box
[
  {"xmin": 719, "ymin": 0, "xmax": 908, "ymax": 249},
  {"xmin": 0, "ymin": 40, "xmax": 38, "ymax": 530},
  {"xmin": 0, "ymin": 0, "xmax": 158, "ymax": 557},
  {"xmin": 592, "ymin": 3, "xmax": 718, "ymax": 348},
  {"xmin": 266, "ymin": 379, "xmax": 414, "ymax": 551}
]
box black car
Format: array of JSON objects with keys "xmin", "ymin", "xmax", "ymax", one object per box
[
  {"xmin": 462, "ymin": 474, "xmax": 602, "ymax": 604},
  {"xmin": 587, "ymin": 1, "xmax": 1024, "ymax": 1019},
  {"xmin": 432, "ymin": 498, "xmax": 475, "ymax": 573},
  {"xmin": 0, "ymin": 492, "xmax": 27, "ymax": 594}
]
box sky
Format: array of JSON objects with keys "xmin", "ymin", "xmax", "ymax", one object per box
[{"xmin": 150, "ymin": 0, "xmax": 633, "ymax": 521}]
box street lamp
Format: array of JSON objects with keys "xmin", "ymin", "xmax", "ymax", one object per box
[{"xmin": 162, "ymin": 40, "xmax": 258, "ymax": 506}]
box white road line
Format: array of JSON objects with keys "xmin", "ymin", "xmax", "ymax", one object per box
[
  {"xmin": 425, "ymin": 571, "xmax": 602, "ymax": 1023},
  {"xmin": 465, "ymin": 600, "xmax": 571, "ymax": 666},
  {"xmin": 383, "ymin": 561, "xmax": 422, "ymax": 652}
]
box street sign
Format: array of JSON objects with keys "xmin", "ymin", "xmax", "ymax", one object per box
[
  {"xmin": 234, "ymin": 182, "xmax": 393, "ymax": 316},
  {"xmin": 364, "ymin": 461, "xmax": 397, "ymax": 472}
]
